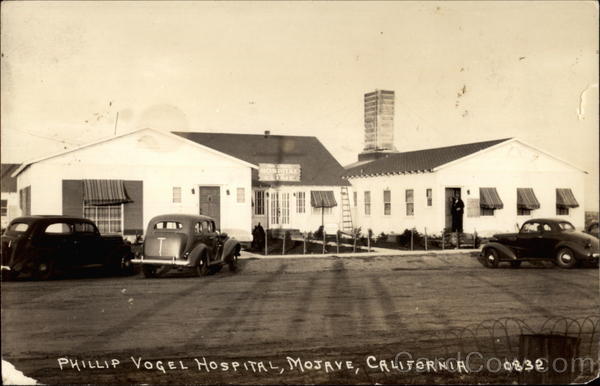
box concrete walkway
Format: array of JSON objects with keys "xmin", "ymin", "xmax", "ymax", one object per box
[{"xmin": 240, "ymin": 246, "xmax": 480, "ymax": 259}]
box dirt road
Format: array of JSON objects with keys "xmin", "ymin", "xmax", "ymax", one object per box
[{"xmin": 2, "ymin": 253, "xmax": 598, "ymax": 384}]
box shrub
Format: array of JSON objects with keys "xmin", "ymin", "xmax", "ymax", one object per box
[
  {"xmin": 376, "ymin": 232, "xmax": 388, "ymax": 243},
  {"xmin": 314, "ymin": 225, "xmax": 324, "ymax": 240}
]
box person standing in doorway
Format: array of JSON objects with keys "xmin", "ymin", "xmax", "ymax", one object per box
[{"xmin": 451, "ymin": 192, "xmax": 464, "ymax": 233}]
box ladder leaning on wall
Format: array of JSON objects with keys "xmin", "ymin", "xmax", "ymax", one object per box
[{"xmin": 340, "ymin": 186, "xmax": 353, "ymax": 233}]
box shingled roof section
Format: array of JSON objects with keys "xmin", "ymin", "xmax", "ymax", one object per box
[
  {"xmin": 173, "ymin": 132, "xmax": 349, "ymax": 186},
  {"xmin": 344, "ymin": 138, "xmax": 512, "ymax": 178},
  {"xmin": 1, "ymin": 164, "xmax": 20, "ymax": 193}
]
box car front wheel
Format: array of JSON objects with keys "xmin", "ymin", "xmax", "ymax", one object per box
[
  {"xmin": 33, "ymin": 260, "xmax": 55, "ymax": 280},
  {"xmin": 484, "ymin": 248, "xmax": 499, "ymax": 268},
  {"xmin": 555, "ymin": 247, "xmax": 577, "ymax": 269},
  {"xmin": 228, "ymin": 254, "xmax": 238, "ymax": 272}
]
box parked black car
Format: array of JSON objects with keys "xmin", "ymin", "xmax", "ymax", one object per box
[
  {"xmin": 131, "ymin": 214, "xmax": 240, "ymax": 278},
  {"xmin": 480, "ymin": 218, "xmax": 599, "ymax": 268},
  {"xmin": 1, "ymin": 216, "xmax": 134, "ymax": 280}
]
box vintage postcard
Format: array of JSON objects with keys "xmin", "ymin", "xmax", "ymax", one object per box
[{"xmin": 1, "ymin": 1, "xmax": 598, "ymax": 384}]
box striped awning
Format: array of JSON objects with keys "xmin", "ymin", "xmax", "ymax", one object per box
[
  {"xmin": 517, "ymin": 188, "xmax": 540, "ymax": 210},
  {"xmin": 83, "ymin": 179, "xmax": 130, "ymax": 206},
  {"xmin": 310, "ymin": 190, "xmax": 337, "ymax": 208},
  {"xmin": 479, "ymin": 187, "xmax": 504, "ymax": 209},
  {"xmin": 556, "ymin": 188, "xmax": 579, "ymax": 208}
]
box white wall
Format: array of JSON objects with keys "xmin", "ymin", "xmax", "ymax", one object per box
[
  {"xmin": 438, "ymin": 140, "xmax": 586, "ymax": 235},
  {"xmin": 348, "ymin": 172, "xmax": 439, "ymax": 236},
  {"xmin": 347, "ymin": 141, "xmax": 586, "ymax": 237},
  {"xmin": 0, "ymin": 192, "xmax": 19, "ymax": 228},
  {"xmin": 15, "ymin": 129, "xmax": 254, "ymax": 241},
  {"xmin": 252, "ymin": 185, "xmax": 346, "ymax": 233}
]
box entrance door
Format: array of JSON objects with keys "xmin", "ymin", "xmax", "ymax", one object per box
[
  {"xmin": 199, "ymin": 186, "xmax": 221, "ymax": 230},
  {"xmin": 280, "ymin": 193, "xmax": 290, "ymax": 225},
  {"xmin": 270, "ymin": 192, "xmax": 280, "ymax": 226},
  {"xmin": 445, "ymin": 187, "xmax": 461, "ymax": 230}
]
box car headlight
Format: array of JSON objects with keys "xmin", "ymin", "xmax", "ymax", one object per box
[{"xmin": 585, "ymin": 240, "xmax": 592, "ymax": 249}]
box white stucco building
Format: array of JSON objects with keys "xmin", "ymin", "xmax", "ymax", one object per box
[
  {"xmin": 173, "ymin": 131, "xmax": 351, "ymax": 234},
  {"xmin": 344, "ymin": 138, "xmax": 586, "ymax": 237},
  {"xmin": 10, "ymin": 128, "xmax": 351, "ymax": 241},
  {"xmin": 12, "ymin": 129, "xmax": 255, "ymax": 241}
]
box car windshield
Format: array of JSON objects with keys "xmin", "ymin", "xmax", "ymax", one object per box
[
  {"xmin": 557, "ymin": 222, "xmax": 575, "ymax": 231},
  {"xmin": 6, "ymin": 222, "xmax": 29, "ymax": 234}
]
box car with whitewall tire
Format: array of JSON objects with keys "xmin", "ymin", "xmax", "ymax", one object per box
[{"xmin": 479, "ymin": 218, "xmax": 599, "ymax": 269}]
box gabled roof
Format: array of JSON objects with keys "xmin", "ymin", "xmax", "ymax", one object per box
[
  {"xmin": 1, "ymin": 164, "xmax": 19, "ymax": 193},
  {"xmin": 11, "ymin": 128, "xmax": 258, "ymax": 177},
  {"xmin": 173, "ymin": 132, "xmax": 349, "ymax": 186},
  {"xmin": 344, "ymin": 138, "xmax": 512, "ymax": 178}
]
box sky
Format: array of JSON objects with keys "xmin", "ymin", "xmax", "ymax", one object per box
[{"xmin": 1, "ymin": 1, "xmax": 598, "ymax": 209}]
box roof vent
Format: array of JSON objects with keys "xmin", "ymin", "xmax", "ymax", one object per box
[{"xmin": 264, "ymin": 130, "xmax": 270, "ymax": 138}]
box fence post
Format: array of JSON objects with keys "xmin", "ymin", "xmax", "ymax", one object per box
[
  {"xmin": 336, "ymin": 230, "xmax": 340, "ymax": 254},
  {"xmin": 323, "ymin": 230, "xmax": 326, "ymax": 254},
  {"xmin": 410, "ymin": 228, "xmax": 414, "ymax": 251},
  {"xmin": 367, "ymin": 229, "xmax": 372, "ymax": 252},
  {"xmin": 265, "ymin": 230, "xmax": 268, "ymax": 256},
  {"xmin": 474, "ymin": 228, "xmax": 478, "ymax": 249},
  {"xmin": 282, "ymin": 233, "xmax": 286, "ymax": 255},
  {"xmin": 424, "ymin": 227, "xmax": 428, "ymax": 251},
  {"xmin": 303, "ymin": 233, "xmax": 307, "ymax": 255},
  {"xmin": 353, "ymin": 230, "xmax": 357, "ymax": 253}
]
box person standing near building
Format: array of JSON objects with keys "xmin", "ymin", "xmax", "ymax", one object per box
[{"xmin": 451, "ymin": 193, "xmax": 464, "ymax": 233}]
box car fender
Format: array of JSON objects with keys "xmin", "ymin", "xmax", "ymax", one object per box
[
  {"xmin": 188, "ymin": 243, "xmax": 208, "ymax": 266},
  {"xmin": 222, "ymin": 238, "xmax": 241, "ymax": 262},
  {"xmin": 481, "ymin": 242, "xmax": 517, "ymax": 260},
  {"xmin": 554, "ymin": 241, "xmax": 587, "ymax": 260}
]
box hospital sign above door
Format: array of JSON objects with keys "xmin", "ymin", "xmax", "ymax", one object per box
[{"xmin": 258, "ymin": 163, "xmax": 301, "ymax": 182}]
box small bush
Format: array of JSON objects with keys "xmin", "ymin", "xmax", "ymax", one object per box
[
  {"xmin": 376, "ymin": 232, "xmax": 388, "ymax": 243},
  {"xmin": 314, "ymin": 225, "xmax": 324, "ymax": 240}
]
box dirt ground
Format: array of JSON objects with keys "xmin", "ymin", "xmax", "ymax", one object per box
[{"xmin": 2, "ymin": 252, "xmax": 598, "ymax": 384}]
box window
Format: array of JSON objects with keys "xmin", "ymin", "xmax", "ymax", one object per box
[
  {"xmin": 172, "ymin": 187, "xmax": 182, "ymax": 203},
  {"xmin": 254, "ymin": 191, "xmax": 265, "ymax": 215},
  {"xmin": 296, "ymin": 192, "xmax": 306, "ymax": 213},
  {"xmin": 479, "ymin": 187, "xmax": 503, "ymax": 216},
  {"xmin": 426, "ymin": 189, "xmax": 432, "ymax": 207},
  {"xmin": 45, "ymin": 223, "xmax": 72, "ymax": 234},
  {"xmin": 312, "ymin": 206, "xmax": 333, "ymax": 215},
  {"xmin": 7, "ymin": 222, "xmax": 28, "ymax": 233},
  {"xmin": 19, "ymin": 186, "xmax": 31, "ymax": 216},
  {"xmin": 154, "ymin": 221, "xmax": 183, "ymax": 230},
  {"xmin": 517, "ymin": 188, "xmax": 540, "ymax": 216},
  {"xmin": 281, "ymin": 193, "xmax": 290, "ymax": 224},
  {"xmin": 383, "ymin": 190, "xmax": 391, "ymax": 215},
  {"xmin": 364, "ymin": 191, "xmax": 371, "ymax": 215},
  {"xmin": 353, "ymin": 191, "xmax": 357, "ymax": 207},
  {"xmin": 237, "ymin": 188, "xmax": 245, "ymax": 203},
  {"xmin": 557, "ymin": 222, "xmax": 575, "ymax": 231},
  {"xmin": 84, "ymin": 204, "xmax": 122, "ymax": 234},
  {"xmin": 521, "ymin": 221, "xmax": 551, "ymax": 233},
  {"xmin": 480, "ymin": 208, "xmax": 495, "ymax": 216},
  {"xmin": 194, "ymin": 221, "xmax": 214, "ymax": 233},
  {"xmin": 405, "ymin": 189, "xmax": 414, "ymax": 216},
  {"xmin": 556, "ymin": 188, "xmax": 578, "ymax": 215},
  {"xmin": 0, "ymin": 199, "xmax": 7, "ymax": 216},
  {"xmin": 74, "ymin": 222, "xmax": 96, "ymax": 233}
]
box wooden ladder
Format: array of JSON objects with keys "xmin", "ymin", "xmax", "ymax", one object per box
[{"xmin": 340, "ymin": 186, "xmax": 353, "ymax": 233}]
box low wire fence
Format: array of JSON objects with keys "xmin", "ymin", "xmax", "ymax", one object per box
[{"xmin": 409, "ymin": 315, "xmax": 600, "ymax": 383}]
